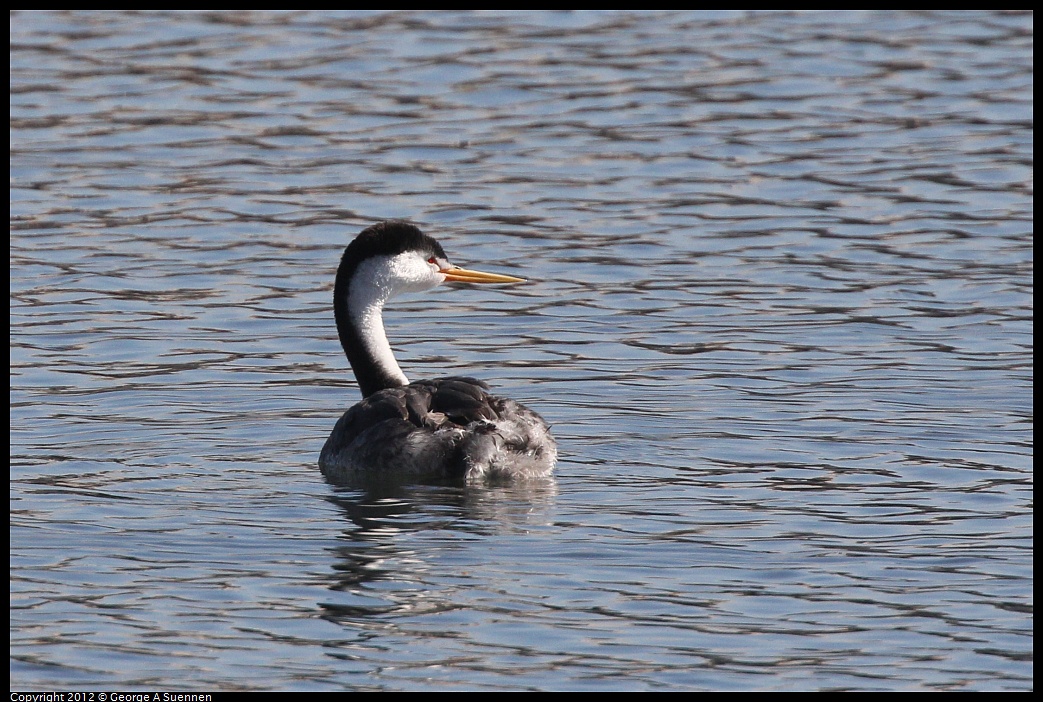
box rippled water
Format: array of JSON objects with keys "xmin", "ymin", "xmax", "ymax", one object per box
[{"xmin": 10, "ymin": 10, "xmax": 1032, "ymax": 691}]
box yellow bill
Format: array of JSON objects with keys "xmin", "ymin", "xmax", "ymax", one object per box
[{"xmin": 441, "ymin": 266, "xmax": 525, "ymax": 284}]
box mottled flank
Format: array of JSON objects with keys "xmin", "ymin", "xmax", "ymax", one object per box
[{"xmin": 320, "ymin": 376, "xmax": 556, "ymax": 481}]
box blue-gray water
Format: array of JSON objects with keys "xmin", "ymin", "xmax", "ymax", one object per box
[{"xmin": 10, "ymin": 10, "xmax": 1032, "ymax": 691}]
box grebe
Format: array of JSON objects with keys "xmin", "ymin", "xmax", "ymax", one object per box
[{"xmin": 319, "ymin": 222, "xmax": 556, "ymax": 481}]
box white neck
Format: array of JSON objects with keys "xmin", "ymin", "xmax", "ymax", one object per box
[
  {"xmin": 347, "ymin": 260, "xmax": 410, "ymax": 387},
  {"xmin": 344, "ymin": 251, "xmax": 447, "ymax": 390}
]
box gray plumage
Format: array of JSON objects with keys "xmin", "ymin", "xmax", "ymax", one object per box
[{"xmin": 320, "ymin": 376, "xmax": 556, "ymax": 481}]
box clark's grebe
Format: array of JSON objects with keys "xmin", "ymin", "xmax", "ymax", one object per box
[{"xmin": 319, "ymin": 222, "xmax": 556, "ymax": 481}]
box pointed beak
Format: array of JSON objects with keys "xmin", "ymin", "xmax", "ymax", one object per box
[{"xmin": 440, "ymin": 266, "xmax": 525, "ymax": 284}]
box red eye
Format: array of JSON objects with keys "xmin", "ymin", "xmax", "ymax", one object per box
[{"xmin": 428, "ymin": 257, "xmax": 437, "ymax": 264}]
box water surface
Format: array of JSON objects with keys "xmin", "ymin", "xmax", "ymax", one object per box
[{"xmin": 10, "ymin": 10, "xmax": 1033, "ymax": 691}]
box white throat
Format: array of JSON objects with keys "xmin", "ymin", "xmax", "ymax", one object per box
[{"xmin": 346, "ymin": 253, "xmax": 444, "ymax": 387}]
